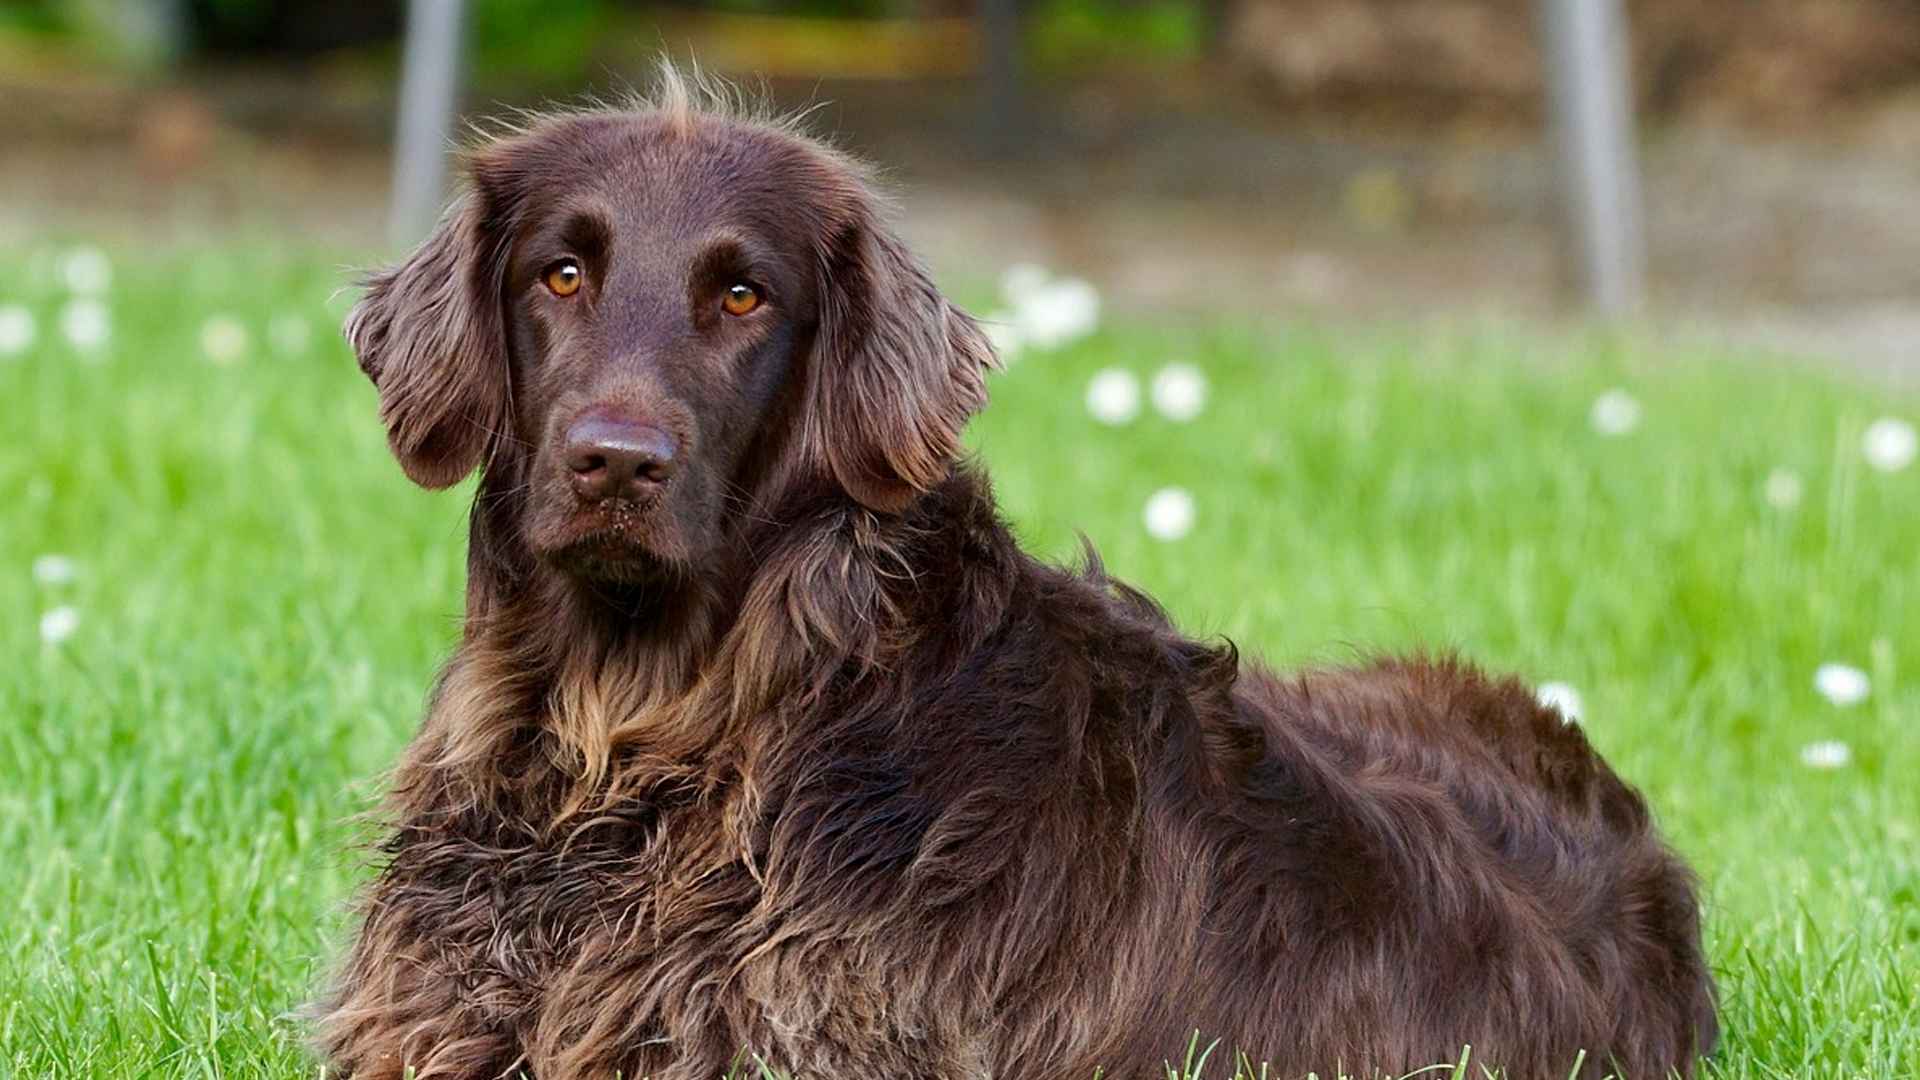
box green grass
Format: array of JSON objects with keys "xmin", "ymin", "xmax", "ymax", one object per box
[{"xmin": 2, "ymin": 242, "xmax": 1918, "ymax": 1078}]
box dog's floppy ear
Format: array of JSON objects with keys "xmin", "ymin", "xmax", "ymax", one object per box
[
  {"xmin": 345, "ymin": 193, "xmax": 511, "ymax": 490},
  {"xmin": 804, "ymin": 209, "xmax": 998, "ymax": 515}
]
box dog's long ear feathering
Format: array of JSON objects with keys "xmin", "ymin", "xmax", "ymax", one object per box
[
  {"xmin": 346, "ymin": 191, "xmax": 513, "ymax": 490},
  {"xmin": 803, "ymin": 199, "xmax": 999, "ymax": 515}
]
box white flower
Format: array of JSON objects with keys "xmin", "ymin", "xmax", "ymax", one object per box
[
  {"xmin": 1764, "ymin": 467, "xmax": 1803, "ymax": 510},
  {"xmin": 1085, "ymin": 368, "xmax": 1142, "ymax": 426},
  {"xmin": 199, "ymin": 313, "xmax": 250, "ymax": 365},
  {"xmin": 1814, "ymin": 662, "xmax": 1871, "ymax": 707},
  {"xmin": 39, "ymin": 605, "xmax": 80, "ymax": 644},
  {"xmin": 1800, "ymin": 740, "xmax": 1851, "ymax": 769},
  {"xmin": 997, "ymin": 265, "xmax": 1100, "ymax": 352},
  {"xmin": 1535, "ymin": 682, "xmax": 1584, "ymax": 725},
  {"xmin": 1862, "ymin": 417, "xmax": 1917, "ymax": 473},
  {"xmin": 59, "ymin": 299, "xmax": 111, "ymax": 355},
  {"xmin": 0, "ymin": 304, "xmax": 37, "ymax": 356},
  {"xmin": 1149, "ymin": 363, "xmax": 1208, "ymax": 422},
  {"xmin": 268, "ymin": 311, "xmax": 312, "ymax": 357},
  {"xmin": 1590, "ymin": 389, "xmax": 1641, "ymax": 436},
  {"xmin": 1143, "ymin": 487, "xmax": 1196, "ymax": 540},
  {"xmin": 32, "ymin": 554, "xmax": 77, "ymax": 586},
  {"xmin": 1020, "ymin": 277, "xmax": 1100, "ymax": 350},
  {"xmin": 59, "ymin": 246, "xmax": 113, "ymax": 296}
]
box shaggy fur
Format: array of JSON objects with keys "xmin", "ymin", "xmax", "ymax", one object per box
[{"xmin": 319, "ymin": 76, "xmax": 1718, "ymax": 1080}]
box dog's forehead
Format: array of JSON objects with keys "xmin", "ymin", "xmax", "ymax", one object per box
[{"xmin": 488, "ymin": 111, "xmax": 853, "ymax": 239}]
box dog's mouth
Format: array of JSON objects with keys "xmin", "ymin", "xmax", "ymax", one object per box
[
  {"xmin": 546, "ymin": 532, "xmax": 679, "ymax": 585},
  {"xmin": 535, "ymin": 499, "xmax": 688, "ymax": 585}
]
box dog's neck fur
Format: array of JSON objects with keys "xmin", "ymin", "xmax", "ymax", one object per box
[{"xmin": 394, "ymin": 462, "xmax": 1006, "ymax": 829}]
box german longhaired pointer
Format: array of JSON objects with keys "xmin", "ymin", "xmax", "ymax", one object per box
[{"xmin": 320, "ymin": 72, "xmax": 1717, "ymax": 1080}]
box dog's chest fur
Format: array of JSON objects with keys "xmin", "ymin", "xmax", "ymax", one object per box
[{"xmin": 381, "ymin": 696, "xmax": 1035, "ymax": 1079}]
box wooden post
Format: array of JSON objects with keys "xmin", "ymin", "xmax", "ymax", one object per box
[
  {"xmin": 1539, "ymin": 0, "xmax": 1646, "ymax": 316},
  {"xmin": 390, "ymin": 0, "xmax": 468, "ymax": 247}
]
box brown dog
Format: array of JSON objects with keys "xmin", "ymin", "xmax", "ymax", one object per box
[{"xmin": 319, "ymin": 73, "xmax": 1717, "ymax": 1080}]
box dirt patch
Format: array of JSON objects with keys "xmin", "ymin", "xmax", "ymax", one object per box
[{"xmin": 1225, "ymin": 0, "xmax": 1920, "ymax": 128}]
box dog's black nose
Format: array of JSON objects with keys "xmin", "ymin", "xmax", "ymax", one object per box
[{"xmin": 565, "ymin": 413, "xmax": 677, "ymax": 502}]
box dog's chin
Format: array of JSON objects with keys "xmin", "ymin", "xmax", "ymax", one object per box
[
  {"xmin": 543, "ymin": 534, "xmax": 685, "ymax": 587},
  {"xmin": 532, "ymin": 509, "xmax": 689, "ymax": 588}
]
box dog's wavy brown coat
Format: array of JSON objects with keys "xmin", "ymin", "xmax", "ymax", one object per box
[{"xmin": 319, "ymin": 75, "xmax": 1718, "ymax": 1080}]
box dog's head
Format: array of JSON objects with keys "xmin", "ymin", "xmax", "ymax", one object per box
[{"xmin": 347, "ymin": 89, "xmax": 995, "ymax": 587}]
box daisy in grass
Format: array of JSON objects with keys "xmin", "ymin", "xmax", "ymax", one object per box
[
  {"xmin": 987, "ymin": 263, "xmax": 1100, "ymax": 358},
  {"xmin": 1535, "ymin": 682, "xmax": 1584, "ymax": 725},
  {"xmin": 33, "ymin": 554, "xmax": 78, "ymax": 586},
  {"xmin": 1143, "ymin": 487, "xmax": 1196, "ymax": 541},
  {"xmin": 60, "ymin": 246, "xmax": 112, "ymax": 296},
  {"xmin": 1085, "ymin": 368, "xmax": 1141, "ymax": 426},
  {"xmin": 40, "ymin": 605, "xmax": 80, "ymax": 645},
  {"xmin": 0, "ymin": 304, "xmax": 36, "ymax": 356},
  {"xmin": 60, "ymin": 298, "xmax": 111, "ymax": 357},
  {"xmin": 1814, "ymin": 662, "xmax": 1870, "ymax": 707},
  {"xmin": 1590, "ymin": 389, "xmax": 1641, "ymax": 436},
  {"xmin": 1149, "ymin": 363, "xmax": 1207, "ymax": 422},
  {"xmin": 1799, "ymin": 741, "xmax": 1851, "ymax": 770},
  {"xmin": 1862, "ymin": 417, "xmax": 1917, "ymax": 473}
]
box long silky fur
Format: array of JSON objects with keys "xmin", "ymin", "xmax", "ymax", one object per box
[{"xmin": 316, "ymin": 73, "xmax": 1717, "ymax": 1080}]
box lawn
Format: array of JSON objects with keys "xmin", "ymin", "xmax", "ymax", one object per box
[{"xmin": 2, "ymin": 242, "xmax": 1916, "ymax": 1078}]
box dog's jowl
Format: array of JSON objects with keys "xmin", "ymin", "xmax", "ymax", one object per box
[{"xmin": 320, "ymin": 74, "xmax": 1717, "ymax": 1080}]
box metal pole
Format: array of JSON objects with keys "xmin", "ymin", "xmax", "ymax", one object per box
[
  {"xmin": 976, "ymin": 0, "xmax": 1025, "ymax": 158},
  {"xmin": 1539, "ymin": 0, "xmax": 1645, "ymax": 316},
  {"xmin": 390, "ymin": 0, "xmax": 468, "ymax": 247}
]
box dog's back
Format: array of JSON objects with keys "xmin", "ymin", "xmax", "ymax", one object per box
[
  {"xmin": 1193, "ymin": 659, "xmax": 1721, "ymax": 1078},
  {"xmin": 931, "ymin": 553, "xmax": 1719, "ymax": 1080}
]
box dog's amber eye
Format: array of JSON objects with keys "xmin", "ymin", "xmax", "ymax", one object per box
[
  {"xmin": 544, "ymin": 259, "xmax": 584, "ymax": 298},
  {"xmin": 721, "ymin": 284, "xmax": 761, "ymax": 316}
]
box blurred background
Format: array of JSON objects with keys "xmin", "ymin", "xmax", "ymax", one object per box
[
  {"xmin": 4, "ymin": 0, "xmax": 1920, "ymax": 376},
  {"xmin": 7, "ymin": 14, "xmax": 1920, "ymax": 1070}
]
